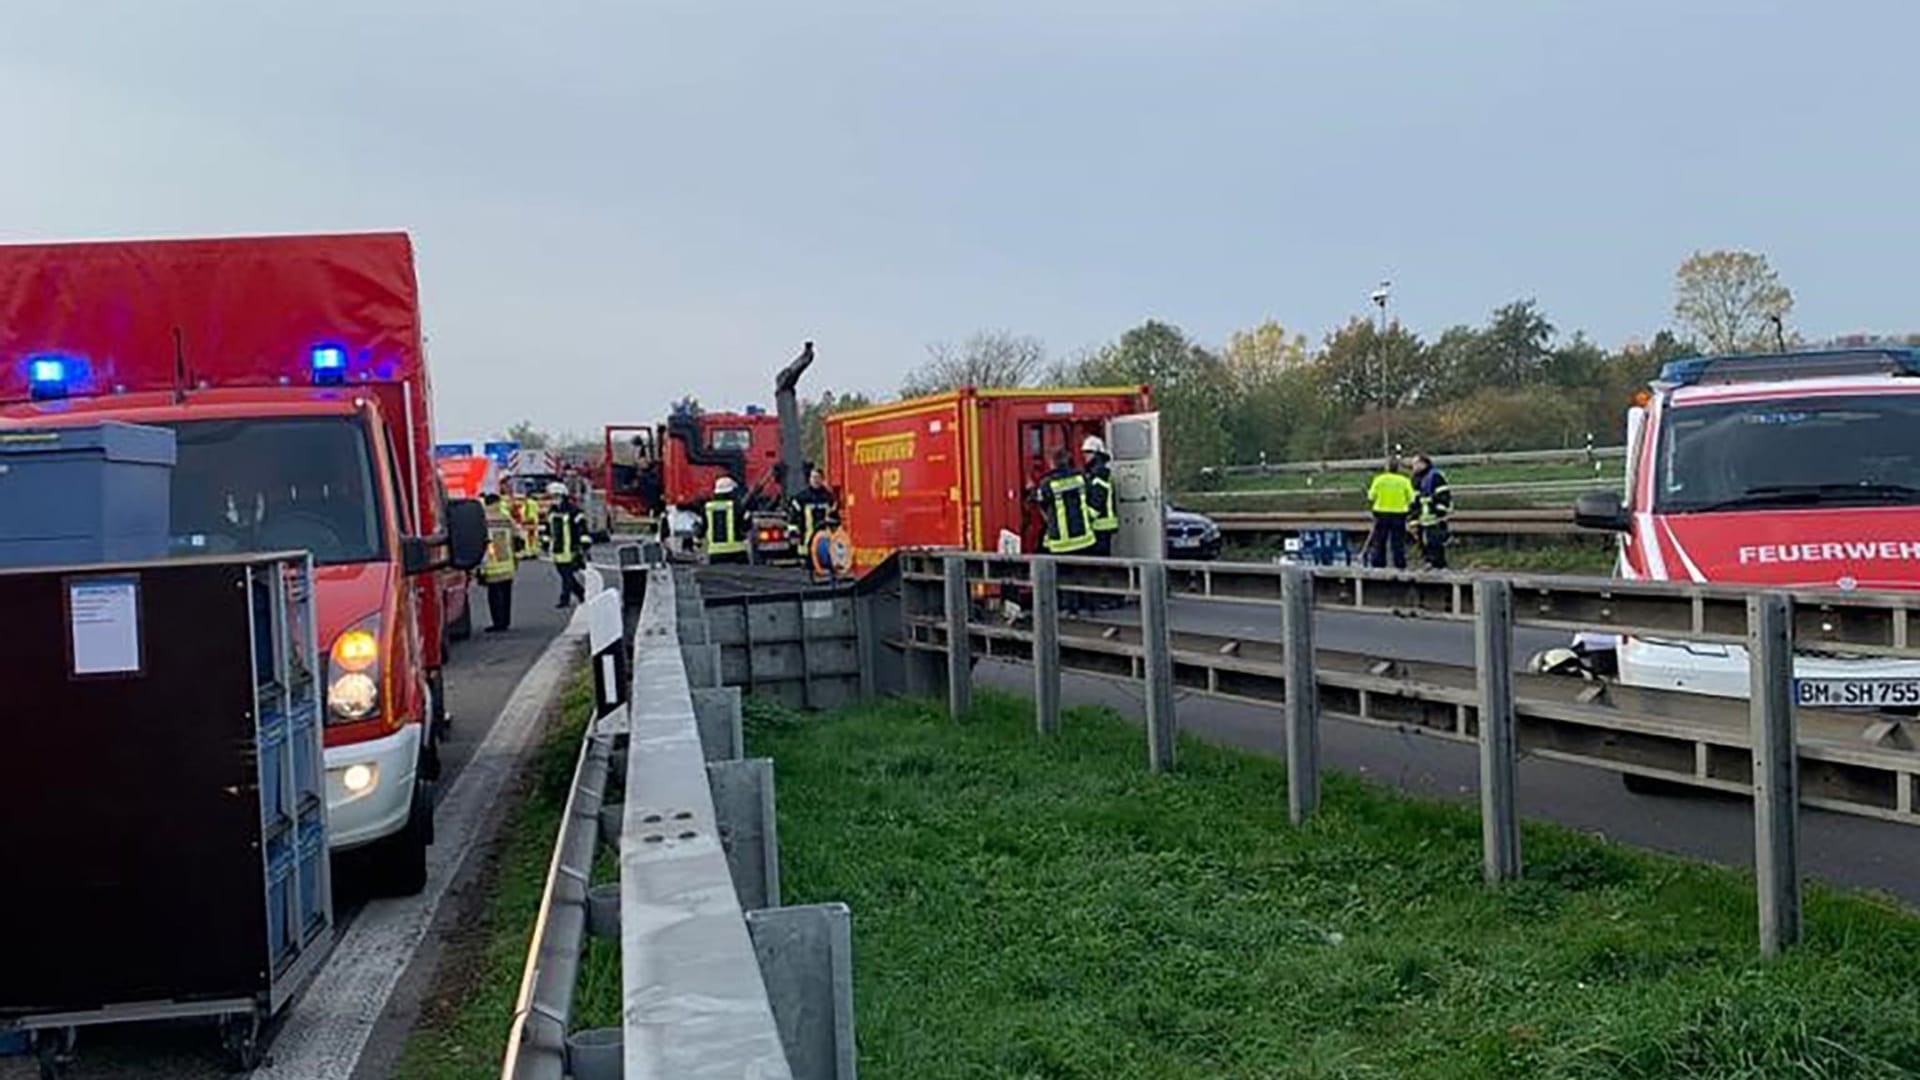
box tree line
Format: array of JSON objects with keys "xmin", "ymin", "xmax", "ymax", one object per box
[{"xmin": 819, "ymin": 248, "xmax": 1907, "ymax": 487}]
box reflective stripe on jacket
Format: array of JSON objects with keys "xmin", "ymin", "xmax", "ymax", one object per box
[
  {"xmin": 480, "ymin": 510, "xmax": 518, "ymax": 583},
  {"xmin": 1042, "ymin": 472, "xmax": 1096, "ymax": 554},
  {"xmin": 1086, "ymin": 469, "xmax": 1119, "ymax": 533},
  {"xmin": 1416, "ymin": 470, "xmax": 1453, "ymax": 526},
  {"xmin": 706, "ymin": 498, "xmax": 747, "ymax": 555}
]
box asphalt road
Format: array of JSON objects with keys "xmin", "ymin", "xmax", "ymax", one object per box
[
  {"xmin": 979, "ymin": 593, "xmax": 1920, "ymax": 907},
  {"xmin": 1, "ymin": 564, "xmax": 573, "ymax": 1078}
]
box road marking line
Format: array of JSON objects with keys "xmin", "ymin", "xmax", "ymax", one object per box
[{"xmin": 254, "ymin": 622, "xmax": 586, "ymax": 1080}]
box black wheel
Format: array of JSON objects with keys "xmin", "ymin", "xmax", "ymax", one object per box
[
  {"xmin": 368, "ymin": 779, "xmax": 433, "ymax": 896},
  {"xmin": 219, "ymin": 1013, "xmax": 263, "ymax": 1071},
  {"xmin": 33, "ymin": 1028, "xmax": 74, "ymax": 1080}
]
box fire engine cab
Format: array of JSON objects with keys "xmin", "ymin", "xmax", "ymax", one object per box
[{"xmin": 1575, "ymin": 347, "xmax": 1920, "ymax": 706}]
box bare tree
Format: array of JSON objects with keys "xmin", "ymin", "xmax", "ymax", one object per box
[
  {"xmin": 1673, "ymin": 250, "xmax": 1795, "ymax": 353},
  {"xmin": 901, "ymin": 329, "xmax": 1046, "ymax": 396}
]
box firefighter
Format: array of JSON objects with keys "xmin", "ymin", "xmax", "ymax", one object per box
[
  {"xmin": 1364, "ymin": 456, "xmax": 1415, "ymax": 570},
  {"xmin": 701, "ymin": 475, "xmax": 750, "ymax": 565},
  {"xmin": 478, "ymin": 493, "xmax": 520, "ymax": 632},
  {"xmin": 545, "ymin": 481, "xmax": 591, "ymax": 608},
  {"xmin": 1410, "ymin": 453, "xmax": 1453, "ymax": 570},
  {"xmin": 1032, "ymin": 448, "xmax": 1097, "ymax": 556},
  {"xmin": 1081, "ymin": 435, "xmax": 1119, "ymax": 557},
  {"xmin": 789, "ymin": 464, "xmax": 837, "ymax": 550},
  {"xmin": 516, "ymin": 490, "xmax": 543, "ymax": 559}
]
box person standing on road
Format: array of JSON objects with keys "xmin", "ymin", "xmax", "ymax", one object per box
[
  {"xmin": 1364, "ymin": 456, "xmax": 1415, "ymax": 570},
  {"xmin": 1081, "ymin": 435, "xmax": 1119, "ymax": 557},
  {"xmin": 789, "ymin": 464, "xmax": 837, "ymax": 549},
  {"xmin": 545, "ymin": 481, "xmax": 591, "ymax": 608},
  {"xmin": 699, "ymin": 475, "xmax": 751, "ymax": 565},
  {"xmin": 1411, "ymin": 453, "xmax": 1453, "ymax": 570},
  {"xmin": 479, "ymin": 493, "xmax": 521, "ymax": 631}
]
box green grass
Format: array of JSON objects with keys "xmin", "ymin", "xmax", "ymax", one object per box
[
  {"xmin": 749, "ymin": 692, "xmax": 1920, "ymax": 1079},
  {"xmin": 1207, "ymin": 460, "xmax": 1621, "ymax": 494},
  {"xmin": 1219, "ymin": 537, "xmax": 1618, "ymax": 577},
  {"xmin": 391, "ymin": 664, "xmax": 599, "ymax": 1080}
]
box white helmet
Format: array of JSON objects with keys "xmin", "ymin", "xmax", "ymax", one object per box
[
  {"xmin": 546, "ymin": 481, "xmax": 567, "ymax": 497},
  {"xmin": 714, "ymin": 476, "xmax": 738, "ymax": 495},
  {"xmin": 1081, "ymin": 435, "xmax": 1108, "ymax": 456},
  {"xmin": 1528, "ymin": 647, "xmax": 1593, "ymax": 680}
]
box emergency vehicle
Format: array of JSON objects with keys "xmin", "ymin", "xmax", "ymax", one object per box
[
  {"xmin": 824, "ymin": 386, "xmax": 1161, "ymax": 575},
  {"xmin": 603, "ymin": 344, "xmax": 818, "ymax": 561},
  {"xmin": 0, "ymin": 233, "xmax": 487, "ymax": 895},
  {"xmin": 1575, "ymin": 347, "xmax": 1920, "ymax": 706}
]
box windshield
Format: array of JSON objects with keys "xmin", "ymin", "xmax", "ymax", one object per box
[
  {"xmin": 1656, "ymin": 393, "xmax": 1920, "ymax": 513},
  {"xmin": 162, "ymin": 416, "xmax": 387, "ymax": 565}
]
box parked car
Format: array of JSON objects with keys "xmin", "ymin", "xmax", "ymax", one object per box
[{"xmin": 1165, "ymin": 506, "xmax": 1223, "ymax": 560}]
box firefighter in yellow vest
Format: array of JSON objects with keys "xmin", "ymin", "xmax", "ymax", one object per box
[
  {"xmin": 479, "ymin": 493, "xmax": 520, "ymax": 632},
  {"xmin": 515, "ymin": 492, "xmax": 543, "ymax": 559},
  {"xmin": 1033, "ymin": 448, "xmax": 1097, "ymax": 556},
  {"xmin": 701, "ymin": 475, "xmax": 750, "ymax": 565},
  {"xmin": 1081, "ymin": 435, "xmax": 1120, "ymax": 556},
  {"xmin": 545, "ymin": 481, "xmax": 591, "ymax": 608}
]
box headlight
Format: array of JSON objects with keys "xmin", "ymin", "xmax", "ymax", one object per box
[
  {"xmin": 327, "ymin": 614, "xmax": 383, "ymax": 723},
  {"xmin": 329, "ymin": 672, "xmax": 379, "ymax": 719}
]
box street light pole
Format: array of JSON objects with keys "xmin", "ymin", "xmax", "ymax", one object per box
[{"xmin": 1370, "ymin": 280, "xmax": 1392, "ymax": 459}]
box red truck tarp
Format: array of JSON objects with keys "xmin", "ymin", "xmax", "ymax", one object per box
[{"xmin": 0, "ymin": 232, "xmax": 423, "ymax": 405}]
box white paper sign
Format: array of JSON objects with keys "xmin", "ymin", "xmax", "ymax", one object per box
[{"xmin": 69, "ymin": 578, "xmax": 142, "ymax": 675}]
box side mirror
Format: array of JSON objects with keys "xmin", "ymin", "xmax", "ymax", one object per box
[
  {"xmin": 401, "ymin": 536, "xmax": 435, "ymax": 575},
  {"xmin": 447, "ymin": 498, "xmax": 489, "ymax": 571},
  {"xmin": 1573, "ymin": 490, "xmax": 1630, "ymax": 532}
]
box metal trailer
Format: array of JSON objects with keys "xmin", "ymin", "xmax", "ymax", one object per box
[
  {"xmin": 822, "ymin": 385, "xmax": 1160, "ymax": 576},
  {"xmin": 0, "ymin": 553, "xmax": 332, "ymax": 1077}
]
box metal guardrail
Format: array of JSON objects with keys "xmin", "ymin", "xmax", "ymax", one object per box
[
  {"xmin": 502, "ymin": 559, "xmax": 856, "ymax": 1080},
  {"xmin": 1216, "ymin": 444, "xmax": 1627, "ymax": 476},
  {"xmin": 898, "ymin": 551, "xmax": 1920, "ymax": 956},
  {"xmin": 1207, "ymin": 508, "xmax": 1584, "ymax": 537}
]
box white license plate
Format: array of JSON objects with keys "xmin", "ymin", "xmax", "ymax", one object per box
[
  {"xmin": 1793, "ymin": 677, "xmax": 1920, "ymax": 708},
  {"xmin": 1169, "ymin": 537, "xmax": 1200, "ymax": 548}
]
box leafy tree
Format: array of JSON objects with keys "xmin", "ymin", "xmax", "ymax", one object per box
[
  {"xmin": 1673, "ymin": 250, "xmax": 1794, "ymax": 353},
  {"xmin": 1067, "ymin": 320, "xmax": 1231, "ymax": 485},
  {"xmin": 1543, "ymin": 331, "xmax": 1607, "ymax": 389},
  {"xmin": 502, "ymin": 420, "xmax": 549, "ymax": 449},
  {"xmin": 1479, "ymin": 300, "xmax": 1556, "ymax": 385},
  {"xmin": 1315, "ymin": 317, "xmax": 1426, "ymax": 416},
  {"xmin": 799, "ymin": 389, "xmax": 875, "ymax": 470},
  {"xmin": 1220, "ymin": 320, "xmax": 1312, "ymax": 464},
  {"xmin": 901, "ymin": 329, "xmax": 1045, "ymax": 396}
]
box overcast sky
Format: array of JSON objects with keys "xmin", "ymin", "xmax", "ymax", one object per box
[{"xmin": 3, "ymin": 1, "xmax": 1913, "ymax": 439}]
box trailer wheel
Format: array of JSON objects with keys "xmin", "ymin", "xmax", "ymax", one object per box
[
  {"xmin": 219, "ymin": 1013, "xmax": 263, "ymax": 1071},
  {"xmin": 33, "ymin": 1027, "xmax": 74, "ymax": 1080}
]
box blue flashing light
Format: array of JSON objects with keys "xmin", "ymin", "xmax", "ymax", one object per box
[
  {"xmin": 1659, "ymin": 347, "xmax": 1920, "ymax": 388},
  {"xmin": 311, "ymin": 345, "xmax": 347, "ymax": 386},
  {"xmin": 26, "ymin": 355, "xmax": 75, "ymax": 401}
]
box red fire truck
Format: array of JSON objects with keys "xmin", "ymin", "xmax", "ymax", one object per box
[
  {"xmin": 824, "ymin": 386, "xmax": 1161, "ymax": 575},
  {"xmin": 0, "ymin": 233, "xmax": 486, "ymax": 895},
  {"xmin": 1574, "ymin": 347, "xmax": 1920, "ymax": 705},
  {"xmin": 603, "ymin": 343, "xmax": 816, "ymax": 560}
]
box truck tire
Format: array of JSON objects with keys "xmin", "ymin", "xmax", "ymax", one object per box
[{"xmin": 369, "ymin": 778, "xmax": 433, "ymax": 897}]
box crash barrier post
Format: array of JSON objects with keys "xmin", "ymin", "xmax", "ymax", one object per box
[
  {"xmin": 1281, "ymin": 567, "xmax": 1319, "ymax": 825},
  {"xmin": 1032, "ymin": 559, "xmax": 1062, "ymax": 736},
  {"xmin": 892, "ymin": 552, "xmax": 1920, "ymax": 957},
  {"xmin": 1749, "ymin": 592, "xmax": 1802, "ymax": 957}
]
